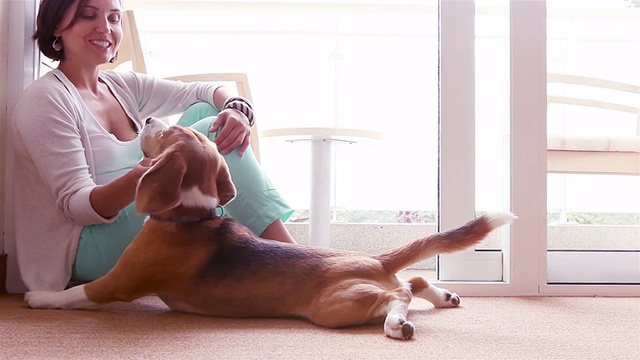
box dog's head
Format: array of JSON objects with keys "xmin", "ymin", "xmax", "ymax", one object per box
[{"xmin": 136, "ymin": 117, "xmax": 236, "ymax": 215}]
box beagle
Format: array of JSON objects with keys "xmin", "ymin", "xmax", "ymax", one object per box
[{"xmin": 25, "ymin": 118, "xmax": 515, "ymax": 340}]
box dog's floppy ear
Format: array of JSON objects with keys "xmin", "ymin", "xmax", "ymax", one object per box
[
  {"xmin": 135, "ymin": 144, "xmax": 187, "ymax": 214},
  {"xmin": 189, "ymin": 128, "xmax": 237, "ymax": 207}
]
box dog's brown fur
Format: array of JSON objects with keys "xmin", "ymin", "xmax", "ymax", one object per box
[{"xmin": 25, "ymin": 120, "xmax": 515, "ymax": 339}]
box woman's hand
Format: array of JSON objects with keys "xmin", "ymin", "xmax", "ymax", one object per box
[
  {"xmin": 209, "ymin": 108, "xmax": 252, "ymax": 155},
  {"xmin": 131, "ymin": 157, "xmax": 153, "ymax": 179},
  {"xmin": 89, "ymin": 157, "xmax": 153, "ymax": 219}
]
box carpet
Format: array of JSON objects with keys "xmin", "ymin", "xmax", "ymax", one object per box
[{"xmin": 0, "ymin": 294, "xmax": 638, "ymax": 359}]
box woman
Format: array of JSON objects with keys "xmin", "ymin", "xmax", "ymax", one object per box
[{"xmin": 11, "ymin": 0, "xmax": 295, "ymax": 292}]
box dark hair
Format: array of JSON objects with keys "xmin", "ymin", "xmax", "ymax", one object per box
[{"xmin": 32, "ymin": 0, "xmax": 90, "ymax": 61}]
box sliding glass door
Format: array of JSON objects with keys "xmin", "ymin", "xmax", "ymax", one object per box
[
  {"xmin": 437, "ymin": 0, "xmax": 544, "ymax": 295},
  {"xmin": 440, "ymin": 0, "xmax": 639, "ymax": 296},
  {"xmin": 438, "ymin": 0, "xmax": 512, "ymax": 283},
  {"xmin": 545, "ymin": 0, "xmax": 640, "ymax": 288}
]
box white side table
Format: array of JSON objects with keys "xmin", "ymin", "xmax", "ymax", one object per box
[{"xmin": 261, "ymin": 127, "xmax": 384, "ymax": 247}]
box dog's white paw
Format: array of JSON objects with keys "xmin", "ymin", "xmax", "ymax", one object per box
[
  {"xmin": 24, "ymin": 291, "xmax": 60, "ymax": 309},
  {"xmin": 433, "ymin": 289, "xmax": 460, "ymax": 308},
  {"xmin": 24, "ymin": 285, "xmax": 92, "ymax": 309},
  {"xmin": 384, "ymin": 313, "xmax": 415, "ymax": 340}
]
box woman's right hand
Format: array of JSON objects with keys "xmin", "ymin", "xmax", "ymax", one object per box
[
  {"xmin": 131, "ymin": 157, "xmax": 153, "ymax": 180},
  {"xmin": 90, "ymin": 157, "xmax": 155, "ymax": 219}
]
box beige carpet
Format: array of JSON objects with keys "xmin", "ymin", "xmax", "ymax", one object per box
[{"xmin": 0, "ymin": 294, "xmax": 638, "ymax": 360}]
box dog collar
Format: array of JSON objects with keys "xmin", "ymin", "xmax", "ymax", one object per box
[{"xmin": 148, "ymin": 207, "xmax": 222, "ymax": 223}]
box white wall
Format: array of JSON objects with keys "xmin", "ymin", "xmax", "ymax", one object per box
[{"xmin": 0, "ymin": 0, "xmax": 9, "ymax": 254}]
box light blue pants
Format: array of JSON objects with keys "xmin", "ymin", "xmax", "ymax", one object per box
[{"xmin": 72, "ymin": 103, "xmax": 293, "ymax": 281}]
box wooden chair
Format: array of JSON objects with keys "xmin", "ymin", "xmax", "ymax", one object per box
[
  {"xmin": 99, "ymin": 10, "xmax": 261, "ymax": 162},
  {"xmin": 547, "ymin": 73, "xmax": 640, "ymax": 175}
]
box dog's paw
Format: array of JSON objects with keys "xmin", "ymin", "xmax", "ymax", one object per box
[
  {"xmin": 24, "ymin": 291, "xmax": 60, "ymax": 309},
  {"xmin": 384, "ymin": 314, "xmax": 415, "ymax": 340},
  {"xmin": 25, "ymin": 286, "xmax": 92, "ymax": 310},
  {"xmin": 433, "ymin": 289, "xmax": 460, "ymax": 308}
]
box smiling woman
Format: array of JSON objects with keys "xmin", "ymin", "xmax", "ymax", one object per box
[
  {"xmin": 5, "ymin": 0, "xmax": 296, "ymax": 293},
  {"xmin": 33, "ymin": 0, "xmax": 122, "ymax": 63}
]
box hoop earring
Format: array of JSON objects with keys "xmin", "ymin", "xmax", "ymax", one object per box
[{"xmin": 52, "ymin": 36, "xmax": 62, "ymax": 52}]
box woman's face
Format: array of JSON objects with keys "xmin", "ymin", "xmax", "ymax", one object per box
[{"xmin": 55, "ymin": 0, "xmax": 123, "ymax": 67}]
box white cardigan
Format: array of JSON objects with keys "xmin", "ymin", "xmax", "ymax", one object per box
[{"xmin": 8, "ymin": 69, "xmax": 219, "ymax": 292}]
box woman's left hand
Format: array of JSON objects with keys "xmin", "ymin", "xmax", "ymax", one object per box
[{"xmin": 209, "ymin": 108, "xmax": 252, "ymax": 155}]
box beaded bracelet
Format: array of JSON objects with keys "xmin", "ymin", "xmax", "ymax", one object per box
[{"xmin": 222, "ymin": 96, "xmax": 255, "ymax": 127}]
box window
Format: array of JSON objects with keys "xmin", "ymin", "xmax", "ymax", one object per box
[
  {"xmin": 130, "ymin": 1, "xmax": 441, "ymax": 227},
  {"xmin": 123, "ymin": 1, "xmax": 443, "ymax": 269}
]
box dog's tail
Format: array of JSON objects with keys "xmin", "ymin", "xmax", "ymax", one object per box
[{"xmin": 374, "ymin": 212, "xmax": 516, "ymax": 274}]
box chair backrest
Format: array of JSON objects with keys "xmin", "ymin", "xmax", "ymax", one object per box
[
  {"xmin": 100, "ymin": 10, "xmax": 261, "ymax": 162},
  {"xmin": 547, "ymin": 73, "xmax": 640, "ymax": 136},
  {"xmin": 546, "ymin": 73, "xmax": 640, "ymax": 175},
  {"xmin": 164, "ymin": 73, "xmax": 254, "ymax": 103},
  {"xmin": 164, "ymin": 73, "xmax": 261, "ymax": 161}
]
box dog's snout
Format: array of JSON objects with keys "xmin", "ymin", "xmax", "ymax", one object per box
[
  {"xmin": 141, "ymin": 117, "xmax": 169, "ymax": 137},
  {"xmin": 140, "ymin": 117, "xmax": 169, "ymax": 158}
]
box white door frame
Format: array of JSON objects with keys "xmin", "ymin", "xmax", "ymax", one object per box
[
  {"xmin": 437, "ymin": 0, "xmax": 545, "ymax": 296},
  {"xmin": 3, "ymin": 0, "xmax": 39, "ymax": 293}
]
